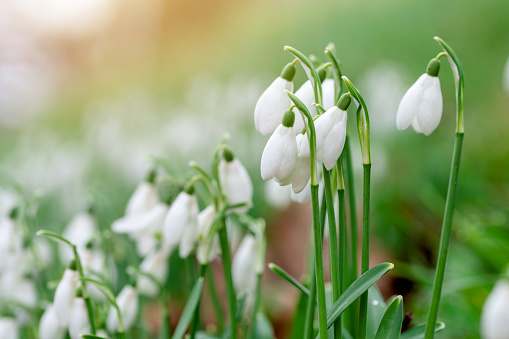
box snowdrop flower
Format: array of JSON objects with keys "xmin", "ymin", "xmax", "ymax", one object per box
[
  {"xmin": 290, "ymin": 181, "xmax": 311, "ymax": 204},
  {"xmin": 292, "ymin": 80, "xmax": 315, "ymax": 132},
  {"xmin": 196, "ymin": 205, "xmax": 220, "ymax": 265},
  {"xmin": 0, "ymin": 216, "xmax": 23, "ymax": 274},
  {"xmin": 68, "ymin": 297, "xmax": 91, "ymax": 339},
  {"xmin": 291, "ymin": 133, "xmax": 311, "ymax": 194},
  {"xmin": 260, "ymin": 110, "xmax": 298, "ymax": 183},
  {"xmin": 125, "ymin": 173, "xmax": 159, "ymax": 216},
  {"xmin": 60, "ymin": 211, "xmax": 97, "ymax": 263},
  {"xmin": 254, "ymin": 63, "xmax": 295, "ymax": 135},
  {"xmin": 10, "ymin": 279, "xmax": 37, "ymax": 324},
  {"xmin": 264, "ymin": 180, "xmax": 291, "ymax": 210},
  {"xmin": 80, "ymin": 244, "xmax": 107, "ymax": 302},
  {"xmin": 39, "ymin": 304, "xmax": 66, "ymax": 339},
  {"xmin": 232, "ymin": 235, "xmax": 259, "ymax": 294},
  {"xmin": 396, "ymin": 58, "xmax": 443, "ymax": 135},
  {"xmin": 219, "ymin": 149, "xmax": 253, "ymax": 213},
  {"xmin": 0, "ymin": 317, "xmax": 18, "ymax": 339},
  {"xmin": 162, "ymin": 190, "xmax": 198, "ymax": 256},
  {"xmin": 53, "ymin": 263, "xmax": 79, "ymax": 327},
  {"xmin": 481, "ymin": 279, "xmax": 509, "ymax": 339},
  {"xmin": 504, "ymin": 56, "xmax": 509, "ymax": 93},
  {"xmin": 137, "ymin": 249, "xmax": 169, "ymax": 297},
  {"xmin": 321, "ymin": 79, "xmax": 336, "ymax": 111},
  {"xmin": 107, "ymin": 285, "xmax": 139, "ymax": 333}
]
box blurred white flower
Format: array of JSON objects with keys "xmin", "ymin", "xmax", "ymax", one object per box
[
  {"xmin": 0, "ymin": 217, "xmax": 23, "ymax": 275},
  {"xmin": 254, "ymin": 65, "xmax": 295, "ymax": 135},
  {"xmin": 137, "ymin": 250, "xmax": 168, "ymax": 297},
  {"xmin": 232, "ymin": 235, "xmax": 259, "ymax": 294},
  {"xmin": 293, "ymin": 80, "xmax": 316, "ymax": 131},
  {"xmin": 0, "ymin": 317, "xmax": 18, "ymax": 339},
  {"xmin": 291, "ymin": 134, "xmax": 311, "ymax": 194},
  {"xmin": 219, "ymin": 155, "xmax": 253, "ymax": 213},
  {"xmin": 290, "ymin": 181, "xmax": 311, "ymax": 204},
  {"xmin": 107, "ymin": 285, "xmax": 138, "ymax": 333},
  {"xmin": 260, "ymin": 124, "xmax": 298, "ymax": 183},
  {"xmin": 321, "ymin": 79, "xmax": 336, "ymax": 111},
  {"xmin": 315, "ymin": 105, "xmax": 348, "ymax": 170},
  {"xmin": 53, "ymin": 268, "xmax": 79, "ymax": 327},
  {"xmin": 264, "ymin": 180, "xmax": 291, "ymax": 210},
  {"xmin": 162, "ymin": 192, "xmax": 198, "ymax": 256},
  {"xmin": 60, "ymin": 212, "xmax": 97, "ymax": 263},
  {"xmin": 80, "ymin": 246, "xmax": 107, "ymax": 302},
  {"xmin": 39, "ymin": 304, "xmax": 65, "ymax": 339},
  {"xmin": 396, "ymin": 59, "xmax": 442, "ymax": 136},
  {"xmin": 196, "ymin": 206, "xmax": 220, "ymax": 265},
  {"xmin": 504, "ymin": 56, "xmax": 509, "ymax": 93},
  {"xmin": 481, "ymin": 279, "xmax": 509, "ymax": 339},
  {"xmin": 125, "ymin": 181, "xmax": 158, "ymax": 216},
  {"xmin": 68, "ymin": 298, "xmax": 91, "ymax": 339}
]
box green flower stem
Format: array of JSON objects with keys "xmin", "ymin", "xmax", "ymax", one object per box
[
  {"xmin": 311, "ymin": 184, "xmax": 329, "ymax": 339},
  {"xmin": 218, "ymin": 220, "xmax": 237, "ymax": 339},
  {"xmin": 247, "ymin": 273, "xmax": 263, "ymax": 339},
  {"xmin": 357, "ymin": 163, "xmax": 371, "ymax": 339},
  {"xmin": 190, "ymin": 264, "xmax": 207, "ymax": 339},
  {"xmin": 36, "ymin": 231, "xmax": 96, "ymax": 335},
  {"xmin": 323, "ymin": 167, "xmax": 341, "ymax": 339},
  {"xmin": 206, "ymin": 267, "xmax": 224, "ymax": 333},
  {"xmin": 425, "ymin": 37, "xmax": 464, "ymax": 339},
  {"xmin": 344, "ymin": 135, "xmax": 358, "ymax": 283},
  {"xmin": 336, "ymin": 156, "xmax": 348, "ymax": 295}
]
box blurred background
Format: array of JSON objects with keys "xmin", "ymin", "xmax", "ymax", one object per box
[{"xmin": 0, "ymin": 0, "xmax": 508, "ymax": 338}]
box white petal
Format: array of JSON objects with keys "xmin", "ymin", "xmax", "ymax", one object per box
[
  {"xmin": 0, "ymin": 318, "xmax": 18, "ymax": 339},
  {"xmin": 232, "ymin": 235, "xmax": 258, "ymax": 293},
  {"xmin": 125, "ymin": 182, "xmax": 159, "ymax": 216},
  {"xmin": 69, "ymin": 298, "xmax": 91, "ymax": 339},
  {"xmin": 53, "ymin": 269, "xmax": 79, "ymax": 327},
  {"xmin": 315, "ymin": 107, "xmax": 347, "ymax": 170},
  {"xmin": 274, "ymin": 127, "xmax": 298, "ymax": 182},
  {"xmin": 219, "ymin": 158, "xmax": 253, "ymax": 213},
  {"xmin": 504, "ymin": 56, "xmax": 509, "ymax": 93},
  {"xmin": 137, "ymin": 250, "xmax": 168, "ymax": 297},
  {"xmin": 411, "ymin": 116, "xmax": 423, "ymax": 134},
  {"xmin": 107, "ymin": 286, "xmax": 138, "ymax": 332},
  {"xmin": 322, "ymin": 79, "xmax": 336, "ymax": 110},
  {"xmin": 293, "ymin": 80, "xmax": 316, "ymax": 131},
  {"xmin": 112, "ymin": 204, "xmax": 167, "ymax": 234},
  {"xmin": 290, "ymin": 181, "xmax": 311, "ymax": 204},
  {"xmin": 396, "ymin": 74, "xmax": 426, "ymax": 131},
  {"xmin": 264, "ymin": 180, "xmax": 291, "ymax": 210},
  {"xmin": 254, "ymin": 77, "xmax": 293, "ymax": 135},
  {"xmin": 481, "ymin": 280, "xmax": 509, "ymax": 339},
  {"xmin": 163, "ymin": 193, "xmax": 196, "ymax": 251},
  {"xmin": 39, "ymin": 304, "xmax": 66, "ymax": 339},
  {"xmin": 291, "ymin": 155, "xmax": 311, "ymax": 194},
  {"xmin": 416, "ymin": 76, "xmax": 443, "ymax": 135},
  {"xmin": 60, "ymin": 212, "xmax": 96, "ymax": 262}
]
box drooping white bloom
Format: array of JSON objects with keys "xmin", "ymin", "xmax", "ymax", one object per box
[
  {"xmin": 196, "ymin": 206, "xmax": 220, "ymax": 265},
  {"xmin": 0, "ymin": 317, "xmax": 18, "ymax": 339},
  {"xmin": 254, "ymin": 71, "xmax": 294, "ymax": 135},
  {"xmin": 481, "ymin": 279, "xmax": 509, "ymax": 339},
  {"xmin": 53, "ymin": 268, "xmax": 79, "ymax": 326},
  {"xmin": 137, "ymin": 250, "xmax": 169, "ymax": 297},
  {"xmin": 290, "ymin": 181, "xmax": 311, "ymax": 204},
  {"xmin": 39, "ymin": 304, "xmax": 66, "ymax": 339},
  {"xmin": 60, "ymin": 212, "xmax": 97, "ymax": 263},
  {"xmin": 396, "ymin": 68, "xmax": 443, "ymax": 135},
  {"xmin": 162, "ymin": 192, "xmax": 198, "ymax": 255},
  {"xmin": 291, "ymin": 134, "xmax": 311, "ymax": 194},
  {"xmin": 293, "ymin": 80, "xmax": 316, "ymax": 132},
  {"xmin": 125, "ymin": 181, "xmax": 159, "ymax": 216},
  {"xmin": 0, "ymin": 217, "xmax": 23, "ymax": 274},
  {"xmin": 107, "ymin": 285, "xmax": 139, "ymax": 333},
  {"xmin": 232, "ymin": 235, "xmax": 259, "ymax": 294},
  {"xmin": 219, "ymin": 156, "xmax": 253, "ymax": 214},
  {"xmin": 80, "ymin": 247, "xmax": 107, "ymax": 302},
  {"xmin": 321, "ymin": 79, "xmax": 336, "ymax": 110},
  {"xmin": 504, "ymin": 56, "xmax": 509, "ymax": 93},
  {"xmin": 11, "ymin": 279, "xmax": 37, "ymax": 324},
  {"xmin": 68, "ymin": 298, "xmax": 91, "ymax": 339},
  {"xmin": 260, "ymin": 124, "xmax": 298, "ymax": 183},
  {"xmin": 264, "ymin": 180, "xmax": 291, "ymax": 210},
  {"xmin": 314, "ymin": 106, "xmax": 348, "ymax": 170}
]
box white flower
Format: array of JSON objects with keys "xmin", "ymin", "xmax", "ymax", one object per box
[
  {"xmin": 260, "ymin": 124, "xmax": 298, "ymax": 183},
  {"xmin": 293, "ymin": 80, "xmax": 316, "ymax": 132},
  {"xmin": 0, "ymin": 317, "xmax": 18, "ymax": 339},
  {"xmin": 39, "ymin": 304, "xmax": 66, "ymax": 339},
  {"xmin": 53, "ymin": 268, "xmax": 79, "ymax": 327},
  {"xmin": 291, "ymin": 134, "xmax": 311, "ymax": 194},
  {"xmin": 80, "ymin": 247, "xmax": 107, "ymax": 302},
  {"xmin": 0, "ymin": 217, "xmax": 23, "ymax": 274},
  {"xmin": 254, "ymin": 72, "xmax": 294, "ymax": 135},
  {"xmin": 264, "ymin": 180, "xmax": 291, "ymax": 210},
  {"xmin": 396, "ymin": 67, "xmax": 443, "ymax": 135},
  {"xmin": 68, "ymin": 298, "xmax": 91, "ymax": 339},
  {"xmin": 219, "ymin": 156, "xmax": 253, "ymax": 213},
  {"xmin": 162, "ymin": 192, "xmax": 198, "ymax": 255},
  {"xmin": 125, "ymin": 181, "xmax": 159, "ymax": 216},
  {"xmin": 107, "ymin": 285, "xmax": 139, "ymax": 333},
  {"xmin": 60, "ymin": 212, "xmax": 97, "ymax": 263},
  {"xmin": 504, "ymin": 56, "xmax": 509, "ymax": 93},
  {"xmin": 290, "ymin": 181, "xmax": 311, "ymax": 204},
  {"xmin": 481, "ymin": 279, "xmax": 509, "ymax": 339},
  {"xmin": 196, "ymin": 206, "xmax": 220, "ymax": 265},
  {"xmin": 232, "ymin": 235, "xmax": 259, "ymax": 294},
  {"xmin": 321, "ymin": 79, "xmax": 336, "ymax": 110},
  {"xmin": 137, "ymin": 250, "xmax": 169, "ymax": 297}
]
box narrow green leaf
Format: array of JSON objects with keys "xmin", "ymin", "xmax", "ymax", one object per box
[
  {"xmin": 290, "ymin": 288, "xmax": 310, "ymax": 339},
  {"xmin": 367, "ymin": 285, "xmax": 388, "ymax": 339},
  {"xmin": 269, "ymin": 263, "xmax": 310, "ymax": 296},
  {"xmin": 315, "ymin": 262, "xmax": 394, "ymax": 339},
  {"xmin": 172, "ymin": 277, "xmax": 204, "ymax": 339},
  {"xmin": 82, "ymin": 336, "xmax": 109, "ymax": 339},
  {"xmin": 400, "ymin": 322, "xmax": 446, "ymax": 339},
  {"xmin": 374, "ymin": 295, "xmax": 403, "ymax": 339}
]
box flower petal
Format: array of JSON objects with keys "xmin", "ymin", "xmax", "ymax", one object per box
[
  {"xmin": 254, "ymin": 77, "xmax": 293, "ymax": 135},
  {"xmin": 396, "ymin": 74, "xmax": 426, "ymax": 131}
]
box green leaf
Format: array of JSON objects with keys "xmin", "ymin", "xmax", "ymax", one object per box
[
  {"xmin": 172, "ymin": 277, "xmax": 204, "ymax": 339},
  {"xmin": 400, "ymin": 322, "xmax": 446, "ymax": 339},
  {"xmin": 290, "ymin": 288, "xmax": 310, "ymax": 339},
  {"xmin": 315, "ymin": 262, "xmax": 394, "ymax": 339},
  {"xmin": 269, "ymin": 263, "xmax": 310, "ymax": 296},
  {"xmin": 367, "ymin": 285, "xmax": 388, "ymax": 338},
  {"xmin": 82, "ymin": 336, "xmax": 109, "ymax": 339},
  {"xmin": 374, "ymin": 295, "xmax": 403, "ymax": 339},
  {"xmin": 252, "ymin": 313, "xmax": 275, "ymax": 339}
]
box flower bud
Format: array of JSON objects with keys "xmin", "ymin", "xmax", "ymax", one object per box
[
  {"xmin": 69, "ymin": 298, "xmax": 91, "ymax": 339},
  {"xmin": 219, "ymin": 155, "xmax": 253, "ymax": 214},
  {"xmin": 39, "ymin": 304, "xmax": 65, "ymax": 339},
  {"xmin": 53, "ymin": 267, "xmax": 79, "ymax": 327}
]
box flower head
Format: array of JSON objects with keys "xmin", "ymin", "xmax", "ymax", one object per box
[
  {"xmin": 232, "ymin": 235, "xmax": 259, "ymax": 294},
  {"xmin": 481, "ymin": 279, "xmax": 509, "ymax": 339},
  {"xmin": 69, "ymin": 297, "xmax": 91, "ymax": 339},
  {"xmin": 39, "ymin": 304, "xmax": 66, "ymax": 339},
  {"xmin": 162, "ymin": 191, "xmax": 198, "ymax": 255},
  {"xmin": 107, "ymin": 285, "xmax": 139, "ymax": 333},
  {"xmin": 219, "ymin": 150, "xmax": 253, "ymax": 213},
  {"xmin": 396, "ymin": 58, "xmax": 443, "ymax": 135},
  {"xmin": 137, "ymin": 249, "xmax": 169, "ymax": 297},
  {"xmin": 254, "ymin": 63, "xmax": 295, "ymax": 135},
  {"xmin": 53, "ymin": 265, "xmax": 79, "ymax": 327}
]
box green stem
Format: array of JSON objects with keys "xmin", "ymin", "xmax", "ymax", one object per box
[
  {"xmin": 311, "ymin": 184, "xmax": 329, "ymax": 339},
  {"xmin": 358, "ymin": 163, "xmax": 371, "ymax": 339},
  {"xmin": 247, "ymin": 273, "xmax": 263, "ymax": 339},
  {"xmin": 190, "ymin": 264, "xmax": 207, "ymax": 339},
  {"xmin": 206, "ymin": 266, "xmax": 224, "ymax": 333},
  {"xmin": 323, "ymin": 168, "xmax": 341, "ymax": 339},
  {"xmin": 424, "ymin": 133, "xmax": 464, "ymax": 338},
  {"xmin": 218, "ymin": 222, "xmax": 237, "ymax": 339}
]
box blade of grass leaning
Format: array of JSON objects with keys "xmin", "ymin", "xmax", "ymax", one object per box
[
  {"xmin": 269, "ymin": 263, "xmax": 310, "ymax": 296},
  {"xmin": 315, "ymin": 262, "xmax": 394, "ymax": 339},
  {"xmin": 374, "ymin": 295, "xmax": 403, "ymax": 339},
  {"xmin": 172, "ymin": 277, "xmax": 205, "ymax": 339},
  {"xmin": 401, "ymin": 323, "xmax": 446, "ymax": 339},
  {"xmin": 367, "ymin": 285, "xmax": 388, "ymax": 339}
]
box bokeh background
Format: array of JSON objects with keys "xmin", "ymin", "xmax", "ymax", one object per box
[{"xmin": 1, "ymin": 0, "xmax": 508, "ymax": 338}]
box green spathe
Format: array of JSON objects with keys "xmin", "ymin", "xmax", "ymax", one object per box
[
  {"xmin": 281, "ymin": 63, "xmax": 296, "ymax": 81},
  {"xmin": 282, "ymin": 110, "xmax": 296, "ymax": 128},
  {"xmin": 426, "ymin": 58, "xmax": 440, "ymax": 77},
  {"xmin": 337, "ymin": 93, "xmax": 351, "ymax": 111}
]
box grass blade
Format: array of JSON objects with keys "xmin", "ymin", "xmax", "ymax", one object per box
[
  {"xmin": 374, "ymin": 295, "xmax": 403, "ymax": 339},
  {"xmin": 172, "ymin": 277, "xmax": 204, "ymax": 339}
]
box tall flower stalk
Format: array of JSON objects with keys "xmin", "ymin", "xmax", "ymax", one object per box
[{"xmin": 424, "ymin": 36, "xmax": 465, "ymax": 339}]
